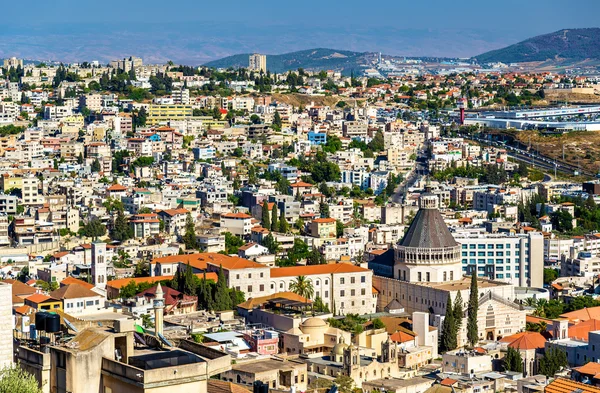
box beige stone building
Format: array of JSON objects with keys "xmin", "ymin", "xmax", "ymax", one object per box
[
  {"xmin": 219, "ymin": 358, "xmax": 307, "ymax": 391},
  {"xmin": 0, "ymin": 282, "xmax": 12, "ymax": 369}
]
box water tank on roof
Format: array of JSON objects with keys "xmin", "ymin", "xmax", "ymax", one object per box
[
  {"xmin": 35, "ymin": 312, "xmax": 47, "ymax": 332},
  {"xmin": 45, "ymin": 313, "xmax": 60, "ymax": 333}
]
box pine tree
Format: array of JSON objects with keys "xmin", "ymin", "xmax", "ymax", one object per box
[
  {"xmin": 467, "ymin": 274, "xmax": 479, "ymax": 347},
  {"xmin": 453, "ymin": 291, "xmax": 464, "ymax": 339},
  {"xmin": 262, "ymin": 201, "xmax": 270, "ymax": 229},
  {"xmin": 278, "ymin": 209, "xmax": 289, "ymax": 233},
  {"xmin": 111, "ymin": 209, "xmax": 132, "ymax": 242},
  {"xmin": 271, "ymin": 203, "xmax": 278, "ymax": 232},
  {"xmin": 440, "ymin": 294, "xmax": 457, "ymax": 352}
]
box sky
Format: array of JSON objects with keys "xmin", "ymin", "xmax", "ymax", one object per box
[{"xmin": 0, "ymin": 0, "xmax": 598, "ymax": 63}]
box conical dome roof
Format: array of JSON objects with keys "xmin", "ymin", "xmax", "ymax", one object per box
[{"xmin": 399, "ymin": 193, "xmax": 458, "ymax": 249}]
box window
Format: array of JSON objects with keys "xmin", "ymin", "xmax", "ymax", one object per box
[
  {"xmin": 361, "ymin": 288, "xmax": 366, "ymax": 295},
  {"xmin": 340, "ymin": 278, "xmax": 345, "ymax": 284},
  {"xmin": 351, "ymin": 289, "xmax": 355, "ymax": 296},
  {"xmin": 260, "ymin": 273, "xmax": 264, "ymax": 278},
  {"xmin": 418, "ymin": 272, "xmax": 422, "ymax": 281},
  {"xmin": 325, "ymin": 291, "xmax": 329, "ymax": 298},
  {"xmin": 361, "ymin": 276, "xmax": 365, "ymax": 283},
  {"xmin": 260, "ymin": 284, "xmax": 264, "ymax": 291},
  {"xmin": 236, "ymin": 274, "xmax": 240, "ymax": 279},
  {"xmin": 248, "ymin": 274, "xmax": 252, "ymax": 279},
  {"xmin": 325, "ymin": 279, "xmax": 329, "ymax": 285},
  {"xmin": 351, "ymin": 277, "xmax": 355, "ymax": 284},
  {"xmin": 478, "ymin": 244, "xmax": 485, "ymax": 249},
  {"xmin": 248, "ymin": 285, "xmax": 252, "ymax": 293},
  {"xmin": 340, "ymin": 290, "xmax": 345, "ymax": 297}
]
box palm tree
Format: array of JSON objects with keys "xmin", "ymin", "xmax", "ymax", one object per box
[
  {"xmin": 533, "ymin": 299, "xmax": 548, "ymax": 318},
  {"xmin": 524, "ymin": 297, "xmax": 538, "ymax": 307},
  {"xmin": 289, "ymin": 275, "xmax": 314, "ymax": 314}
]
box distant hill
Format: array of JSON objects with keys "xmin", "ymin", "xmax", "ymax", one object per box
[
  {"xmin": 204, "ymin": 48, "xmax": 371, "ymax": 74},
  {"xmin": 475, "ymin": 28, "xmax": 600, "ymax": 64}
]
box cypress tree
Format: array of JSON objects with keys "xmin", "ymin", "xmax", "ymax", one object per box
[
  {"xmin": 213, "ymin": 265, "xmax": 232, "ymax": 311},
  {"xmin": 279, "ymin": 209, "xmax": 289, "ymax": 233},
  {"xmin": 503, "ymin": 346, "xmax": 523, "ymax": 373},
  {"xmin": 183, "ymin": 262, "xmax": 195, "ymax": 296},
  {"xmin": 262, "ymin": 201, "xmax": 270, "ymax": 230},
  {"xmin": 467, "ymin": 274, "xmax": 479, "ymax": 347},
  {"xmin": 271, "ymin": 203, "xmax": 278, "ymax": 232},
  {"xmin": 453, "ymin": 291, "xmax": 464, "ymax": 339},
  {"xmin": 440, "ymin": 293, "xmax": 457, "ymax": 352}
]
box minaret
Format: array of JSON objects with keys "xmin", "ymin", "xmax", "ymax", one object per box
[{"xmin": 153, "ymin": 283, "xmax": 165, "ymax": 336}]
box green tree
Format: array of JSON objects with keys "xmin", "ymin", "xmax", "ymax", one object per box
[
  {"xmin": 551, "ymin": 210, "xmax": 573, "ymax": 232},
  {"xmin": 111, "ymin": 209, "xmax": 132, "ymax": 242},
  {"xmin": 80, "ymin": 218, "xmax": 106, "ymax": 239},
  {"xmin": 183, "ymin": 262, "xmax": 196, "ymax": 296},
  {"xmin": 334, "ymin": 375, "xmax": 354, "ymax": 393},
  {"xmin": 322, "ymin": 135, "xmax": 342, "ymax": 153},
  {"xmin": 278, "ymin": 209, "xmax": 289, "ymax": 233},
  {"xmin": 543, "ymin": 268, "xmax": 559, "ymax": 285},
  {"xmin": 313, "ymin": 294, "xmax": 330, "ymax": 313},
  {"xmin": 0, "ymin": 365, "xmax": 43, "ymax": 393},
  {"xmin": 77, "ymin": 152, "xmax": 84, "ymax": 165},
  {"xmin": 503, "ymin": 346, "xmax": 524, "ymax": 373},
  {"xmin": 272, "ymin": 111, "xmax": 282, "ymax": 129},
  {"xmin": 440, "ymin": 294, "xmax": 457, "ymax": 352},
  {"xmin": 286, "ymin": 238, "xmax": 309, "ymax": 265},
  {"xmin": 289, "ymin": 275, "xmax": 314, "ymax": 301},
  {"xmin": 91, "ymin": 158, "xmax": 101, "ymax": 172},
  {"xmin": 307, "ymin": 248, "xmax": 325, "ymax": 265},
  {"xmin": 336, "ymin": 220, "xmax": 344, "ymax": 237},
  {"xmin": 467, "ymin": 274, "xmax": 479, "ymax": 347},
  {"xmin": 319, "ymin": 202, "xmax": 330, "ymax": 218},
  {"xmin": 271, "ymin": 203, "xmax": 278, "ymax": 232},
  {"xmin": 213, "ymin": 265, "xmax": 233, "ymax": 311},
  {"xmin": 368, "ymin": 130, "xmax": 385, "ymax": 152},
  {"xmin": 539, "ymin": 347, "xmax": 568, "ymax": 377},
  {"xmin": 263, "ymin": 232, "xmax": 280, "ymax": 254},
  {"xmin": 372, "ymin": 318, "xmax": 385, "ymax": 330},
  {"xmin": 119, "ymin": 279, "xmax": 138, "ymax": 298},
  {"xmin": 453, "ymin": 291, "xmax": 464, "ymax": 337},
  {"xmin": 182, "ymin": 213, "xmax": 198, "ymax": 249},
  {"xmin": 225, "ymin": 232, "xmax": 244, "ymax": 254},
  {"xmin": 261, "ymin": 200, "xmax": 270, "ymax": 229}
]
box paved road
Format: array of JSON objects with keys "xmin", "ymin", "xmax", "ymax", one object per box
[{"xmin": 392, "ymin": 149, "xmax": 427, "ymax": 203}]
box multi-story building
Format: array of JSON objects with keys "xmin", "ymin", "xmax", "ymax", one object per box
[
  {"xmin": 453, "ymin": 230, "xmax": 545, "ymax": 288},
  {"xmin": 248, "ymin": 54, "xmax": 267, "ymax": 73},
  {"xmin": 150, "ymin": 253, "xmax": 376, "ymax": 315},
  {"xmin": 0, "ymin": 282, "xmax": 11, "ymax": 369},
  {"xmin": 220, "ymin": 212, "xmax": 254, "ymax": 237},
  {"xmin": 129, "ymin": 213, "xmax": 161, "ymax": 239},
  {"xmin": 146, "ymin": 104, "xmax": 193, "ymax": 125},
  {"xmin": 561, "ymin": 250, "xmax": 600, "ymax": 278}
]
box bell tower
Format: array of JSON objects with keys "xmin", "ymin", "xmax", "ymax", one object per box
[
  {"xmin": 381, "ymin": 337, "xmax": 397, "ymax": 363},
  {"xmin": 343, "ymin": 344, "xmax": 360, "ymax": 375}
]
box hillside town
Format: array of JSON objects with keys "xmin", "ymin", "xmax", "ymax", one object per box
[{"xmin": 1, "ymin": 54, "xmax": 600, "ymax": 393}]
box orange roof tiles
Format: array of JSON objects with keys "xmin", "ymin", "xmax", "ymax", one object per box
[
  {"xmin": 500, "ymin": 331, "xmax": 546, "ymax": 350},
  {"xmin": 569, "ymin": 319, "xmax": 600, "ymax": 341},
  {"xmin": 574, "ymin": 362, "xmax": 600, "ymax": 377},
  {"xmin": 545, "ymin": 378, "xmax": 600, "ymax": 393},
  {"xmin": 107, "ymin": 184, "xmax": 127, "ymax": 191},
  {"xmin": 221, "ymin": 212, "xmax": 252, "ymax": 219},
  {"xmin": 313, "ymin": 218, "xmax": 336, "ymax": 224},
  {"xmin": 60, "ymin": 277, "xmax": 94, "ymax": 290},
  {"xmin": 25, "ymin": 293, "xmax": 56, "ymax": 304},
  {"xmin": 108, "ymin": 272, "xmax": 218, "ymax": 290},
  {"xmin": 270, "ymin": 263, "xmax": 369, "ymax": 278},
  {"xmin": 560, "ymin": 306, "xmax": 600, "ymax": 322}
]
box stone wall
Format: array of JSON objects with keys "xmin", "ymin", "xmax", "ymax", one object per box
[{"xmin": 0, "ymin": 282, "xmax": 13, "ymax": 368}]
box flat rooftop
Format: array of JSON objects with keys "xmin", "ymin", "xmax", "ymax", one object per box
[
  {"xmin": 232, "ymin": 358, "xmax": 304, "ymax": 373},
  {"xmin": 364, "ymin": 377, "xmax": 434, "ymax": 388},
  {"xmin": 129, "ymin": 349, "xmax": 205, "ymax": 370},
  {"xmin": 414, "ymin": 276, "xmax": 509, "ymax": 291}
]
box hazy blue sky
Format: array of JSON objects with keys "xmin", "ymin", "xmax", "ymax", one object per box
[
  {"xmin": 0, "ymin": 0, "xmax": 598, "ymax": 63},
  {"xmin": 4, "ymin": 0, "xmax": 597, "ymax": 32}
]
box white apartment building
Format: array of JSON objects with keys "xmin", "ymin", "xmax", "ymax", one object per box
[
  {"xmin": 561, "ymin": 251, "xmax": 600, "ymax": 278},
  {"xmin": 453, "ymin": 231, "xmax": 544, "ymax": 288},
  {"xmin": 220, "ymin": 212, "xmax": 254, "ymax": 236},
  {"xmin": 231, "ymin": 97, "xmax": 255, "ymax": 112},
  {"xmin": 328, "ymin": 199, "xmax": 353, "ymax": 223},
  {"xmin": 22, "ymin": 176, "xmax": 43, "ymax": 206}
]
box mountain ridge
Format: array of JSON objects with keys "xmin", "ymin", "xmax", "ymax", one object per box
[
  {"xmin": 475, "ymin": 28, "xmax": 600, "ymax": 63},
  {"xmin": 204, "ymin": 48, "xmax": 372, "ymax": 74}
]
